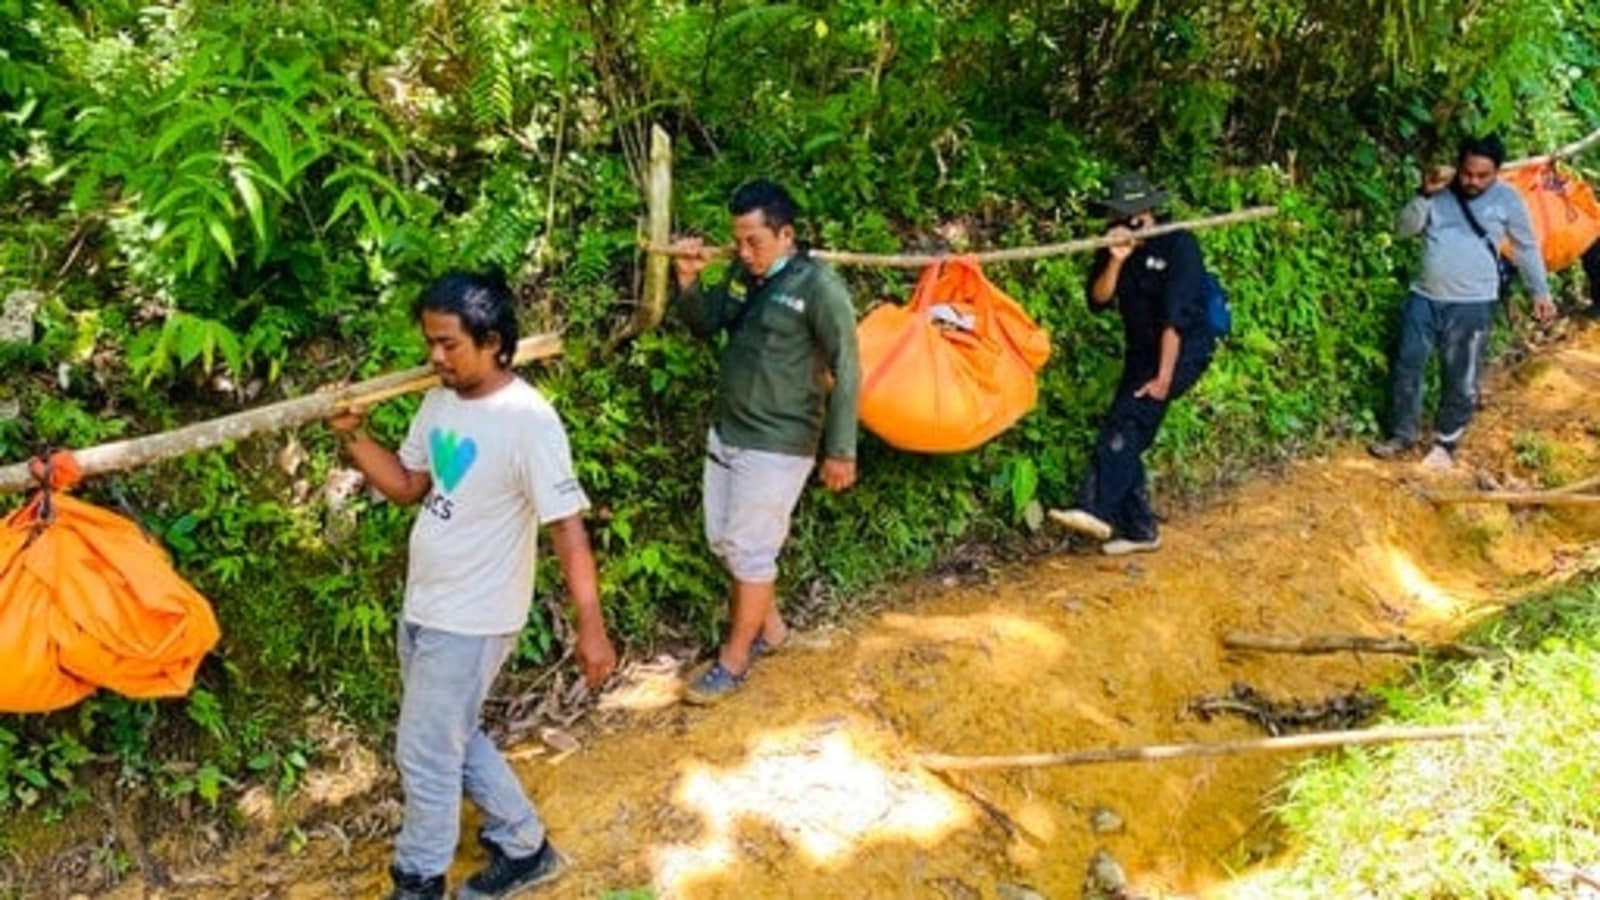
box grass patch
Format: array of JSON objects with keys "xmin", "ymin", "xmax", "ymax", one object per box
[{"xmin": 1236, "ymin": 574, "xmax": 1600, "ymax": 897}]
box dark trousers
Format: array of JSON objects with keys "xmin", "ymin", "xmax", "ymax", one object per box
[
  {"xmin": 1584, "ymin": 239, "xmax": 1600, "ymax": 305},
  {"xmin": 1075, "ymin": 338, "xmax": 1214, "ymax": 541},
  {"xmin": 1387, "ymin": 292, "xmax": 1494, "ymax": 448}
]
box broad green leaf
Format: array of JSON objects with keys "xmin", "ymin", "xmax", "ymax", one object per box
[
  {"xmin": 325, "ymin": 185, "xmax": 367, "ymax": 228},
  {"xmin": 196, "ymin": 765, "xmax": 222, "ymax": 806},
  {"xmin": 175, "ymin": 318, "xmax": 208, "ymax": 367},
  {"xmin": 211, "ymin": 322, "xmax": 244, "ymax": 375},
  {"xmin": 1010, "ymin": 456, "xmax": 1038, "ymax": 514},
  {"xmin": 207, "ymin": 219, "xmax": 237, "ymax": 266},
  {"xmin": 230, "ymin": 165, "xmax": 266, "ymax": 245},
  {"xmin": 150, "ymin": 113, "xmax": 216, "ymax": 160}
]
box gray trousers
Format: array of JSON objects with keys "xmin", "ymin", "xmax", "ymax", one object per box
[
  {"xmin": 1387, "ymin": 292, "xmax": 1494, "ymax": 447},
  {"xmin": 393, "ymin": 622, "xmax": 546, "ymax": 878}
]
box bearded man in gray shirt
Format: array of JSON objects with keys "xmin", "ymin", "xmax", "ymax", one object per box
[{"xmin": 1369, "ymin": 134, "xmax": 1556, "ymax": 470}]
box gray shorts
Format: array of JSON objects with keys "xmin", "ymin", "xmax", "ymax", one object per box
[{"xmin": 703, "ymin": 427, "xmax": 814, "ymax": 583}]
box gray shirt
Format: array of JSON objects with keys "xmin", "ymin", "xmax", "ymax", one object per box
[{"xmin": 1396, "ymin": 180, "xmax": 1549, "ymax": 303}]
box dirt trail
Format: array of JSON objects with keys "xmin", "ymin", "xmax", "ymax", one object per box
[{"xmin": 96, "ymin": 324, "xmax": 1600, "ymax": 900}]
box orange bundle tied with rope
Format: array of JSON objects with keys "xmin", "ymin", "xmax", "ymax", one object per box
[
  {"xmin": 0, "ymin": 452, "xmax": 219, "ymax": 713},
  {"xmin": 857, "ymin": 257, "xmax": 1051, "ymax": 453},
  {"xmin": 1501, "ymin": 162, "xmax": 1600, "ymax": 272}
]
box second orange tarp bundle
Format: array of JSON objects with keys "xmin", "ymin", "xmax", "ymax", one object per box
[
  {"xmin": 1502, "ymin": 163, "xmax": 1600, "ymax": 273},
  {"xmin": 0, "ymin": 453, "xmax": 220, "ymax": 713},
  {"xmin": 857, "ymin": 257, "xmax": 1051, "ymax": 453}
]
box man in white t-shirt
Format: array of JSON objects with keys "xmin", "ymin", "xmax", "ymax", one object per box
[{"xmin": 329, "ymin": 272, "xmax": 616, "ymax": 900}]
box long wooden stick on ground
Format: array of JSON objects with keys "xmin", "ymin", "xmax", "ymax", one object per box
[
  {"xmin": 1223, "ymin": 631, "xmax": 1492, "ymax": 660},
  {"xmin": 1550, "ymin": 472, "xmax": 1600, "ymax": 495},
  {"xmin": 0, "ymin": 333, "xmax": 563, "ymax": 495},
  {"xmin": 913, "ymin": 724, "xmax": 1499, "ymax": 771},
  {"xmin": 1425, "ymin": 489, "xmax": 1600, "ymax": 508},
  {"xmin": 644, "ymin": 206, "xmax": 1279, "ymax": 269}
]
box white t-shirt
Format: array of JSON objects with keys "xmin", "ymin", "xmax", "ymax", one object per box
[{"xmin": 396, "ymin": 377, "xmax": 589, "ymax": 635}]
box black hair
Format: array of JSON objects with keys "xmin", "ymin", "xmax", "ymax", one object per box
[
  {"xmin": 1457, "ymin": 134, "xmax": 1506, "ymax": 168},
  {"xmin": 414, "ymin": 271, "xmax": 518, "ymax": 367},
  {"xmin": 728, "ymin": 179, "xmax": 798, "ymax": 232}
]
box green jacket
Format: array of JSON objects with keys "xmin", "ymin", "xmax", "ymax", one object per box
[{"xmin": 678, "ymin": 254, "xmax": 860, "ymax": 459}]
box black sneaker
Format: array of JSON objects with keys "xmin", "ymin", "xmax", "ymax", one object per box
[
  {"xmin": 386, "ymin": 866, "xmax": 445, "ymax": 900},
  {"xmin": 457, "ymin": 839, "xmax": 566, "ymax": 899}
]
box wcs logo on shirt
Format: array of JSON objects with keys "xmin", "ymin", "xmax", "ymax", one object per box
[
  {"xmin": 773, "ymin": 293, "xmax": 806, "ymax": 313},
  {"xmin": 423, "ymin": 427, "xmax": 476, "ymax": 520}
]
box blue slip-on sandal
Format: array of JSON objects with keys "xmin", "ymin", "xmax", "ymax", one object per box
[{"xmin": 683, "ymin": 660, "xmax": 749, "ymax": 706}]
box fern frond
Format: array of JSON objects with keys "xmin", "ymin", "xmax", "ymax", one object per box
[{"xmin": 457, "ymin": 0, "xmax": 514, "ymax": 130}]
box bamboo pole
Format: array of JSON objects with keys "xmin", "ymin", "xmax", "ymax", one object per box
[
  {"xmin": 1425, "ymin": 489, "xmax": 1600, "ymax": 508},
  {"xmin": 1222, "ymin": 631, "xmax": 1491, "ymax": 660},
  {"xmin": 1504, "ymin": 125, "xmax": 1600, "ymax": 170},
  {"xmin": 1550, "ymin": 472, "xmax": 1600, "ymax": 495},
  {"xmin": 912, "ymin": 724, "xmax": 1498, "ymax": 772},
  {"xmin": 630, "ymin": 124, "xmax": 674, "ymax": 337},
  {"xmin": 0, "ymin": 333, "xmax": 563, "ymax": 495},
  {"xmin": 644, "ymin": 206, "xmax": 1280, "ymax": 269}
]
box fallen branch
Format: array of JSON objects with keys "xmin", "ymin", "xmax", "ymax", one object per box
[
  {"xmin": 1532, "ymin": 862, "xmax": 1600, "ymax": 892},
  {"xmin": 0, "ymin": 333, "xmax": 563, "ymax": 495},
  {"xmin": 1222, "ymin": 631, "xmax": 1492, "ymax": 661},
  {"xmin": 1425, "ymin": 489, "xmax": 1600, "ymax": 508},
  {"xmin": 1549, "ymin": 472, "xmax": 1600, "ymax": 496},
  {"xmin": 1504, "ymin": 125, "xmax": 1600, "ymax": 170},
  {"xmin": 1189, "ymin": 682, "xmax": 1384, "ymax": 736},
  {"xmin": 927, "ymin": 769, "xmax": 1044, "ymax": 847},
  {"xmin": 912, "ymin": 724, "xmax": 1499, "ymax": 771},
  {"xmin": 644, "ymin": 206, "xmax": 1280, "ymax": 269}
]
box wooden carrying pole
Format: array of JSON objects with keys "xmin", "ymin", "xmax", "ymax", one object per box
[
  {"xmin": 0, "ymin": 333, "xmax": 563, "ymax": 495},
  {"xmin": 913, "ymin": 724, "xmax": 1498, "ymax": 772},
  {"xmin": 644, "ymin": 206, "xmax": 1279, "ymax": 269},
  {"xmin": 1504, "ymin": 125, "xmax": 1600, "ymax": 171}
]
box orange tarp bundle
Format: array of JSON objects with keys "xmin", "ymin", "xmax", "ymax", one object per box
[
  {"xmin": 1501, "ymin": 163, "xmax": 1600, "ymax": 272},
  {"xmin": 857, "ymin": 257, "xmax": 1051, "ymax": 453},
  {"xmin": 0, "ymin": 453, "xmax": 219, "ymax": 713}
]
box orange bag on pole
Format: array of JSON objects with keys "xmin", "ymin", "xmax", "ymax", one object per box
[
  {"xmin": 857, "ymin": 257, "xmax": 1051, "ymax": 453},
  {"xmin": 1501, "ymin": 163, "xmax": 1600, "ymax": 272},
  {"xmin": 0, "ymin": 453, "xmax": 219, "ymax": 713}
]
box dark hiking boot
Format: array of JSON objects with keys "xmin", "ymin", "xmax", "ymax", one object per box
[
  {"xmin": 456, "ymin": 838, "xmax": 566, "ymax": 899},
  {"xmin": 386, "ymin": 866, "xmax": 445, "ymax": 900},
  {"xmin": 1367, "ymin": 437, "xmax": 1414, "ymax": 460}
]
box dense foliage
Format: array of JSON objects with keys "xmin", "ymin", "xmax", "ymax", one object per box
[{"xmin": 0, "ymin": 0, "xmax": 1596, "ymax": 822}]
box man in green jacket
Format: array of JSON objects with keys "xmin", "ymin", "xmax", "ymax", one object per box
[{"xmin": 669, "ymin": 179, "xmax": 860, "ymax": 704}]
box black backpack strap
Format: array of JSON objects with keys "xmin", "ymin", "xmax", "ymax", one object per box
[
  {"xmin": 1451, "ymin": 189, "xmax": 1501, "ymax": 265},
  {"xmin": 1451, "ymin": 189, "xmax": 1514, "ymax": 298}
]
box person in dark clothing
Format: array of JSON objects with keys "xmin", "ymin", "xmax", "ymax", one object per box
[
  {"xmin": 1582, "ymin": 238, "xmax": 1600, "ymax": 313},
  {"xmin": 1048, "ymin": 173, "xmax": 1218, "ymax": 555}
]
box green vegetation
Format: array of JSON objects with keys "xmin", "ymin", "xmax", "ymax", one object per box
[
  {"xmin": 1243, "ymin": 574, "xmax": 1600, "ymax": 897},
  {"xmin": 0, "ymin": 0, "xmax": 1598, "ymax": 837}
]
